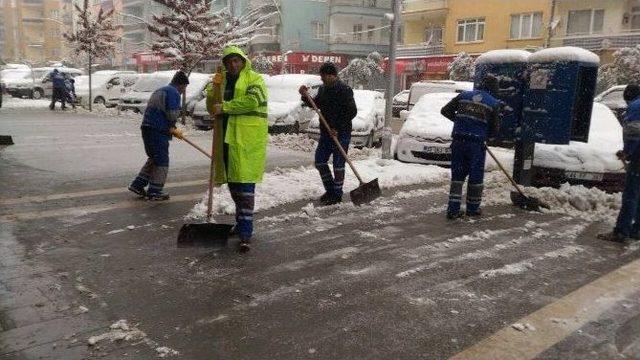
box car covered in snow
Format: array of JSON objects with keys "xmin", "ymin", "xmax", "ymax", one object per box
[
  {"xmin": 400, "ymin": 80, "xmax": 474, "ymax": 121},
  {"xmin": 305, "ymin": 90, "xmax": 386, "ymax": 148},
  {"xmin": 392, "ymin": 89, "xmax": 409, "ymax": 117},
  {"xmin": 74, "ymin": 71, "xmax": 138, "ymax": 107},
  {"xmin": 1, "ymin": 68, "xmax": 36, "ymax": 99},
  {"xmin": 532, "ymin": 102, "xmax": 625, "ymax": 192},
  {"xmin": 396, "ymin": 92, "xmax": 458, "ymax": 165},
  {"xmin": 118, "ymin": 71, "xmax": 210, "ymax": 113},
  {"xmin": 595, "ymin": 85, "xmax": 626, "ymax": 123},
  {"xmin": 266, "ymin": 74, "xmax": 321, "ymax": 133}
]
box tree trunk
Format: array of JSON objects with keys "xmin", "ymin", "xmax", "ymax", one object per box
[{"xmin": 88, "ymin": 53, "xmax": 92, "ymax": 112}]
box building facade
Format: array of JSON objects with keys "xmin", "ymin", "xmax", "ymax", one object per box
[{"xmin": 0, "ymin": 0, "xmax": 67, "ymax": 64}]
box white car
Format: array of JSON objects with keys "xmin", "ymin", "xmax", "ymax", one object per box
[
  {"xmin": 118, "ymin": 71, "xmax": 210, "ymax": 113},
  {"xmin": 1, "ymin": 68, "xmax": 36, "ymax": 99},
  {"xmin": 184, "ymin": 73, "xmax": 212, "ymax": 115},
  {"xmin": 400, "ymin": 80, "xmax": 474, "ymax": 121},
  {"xmin": 74, "ymin": 71, "xmax": 138, "ymax": 107},
  {"xmin": 532, "ymin": 102, "xmax": 625, "ymax": 192},
  {"xmin": 396, "ymin": 92, "xmax": 458, "ymax": 165},
  {"xmin": 266, "ymin": 74, "xmax": 321, "ymax": 133},
  {"xmin": 305, "ymin": 90, "xmax": 386, "ymax": 148}
]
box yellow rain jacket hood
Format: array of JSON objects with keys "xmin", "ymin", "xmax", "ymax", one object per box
[{"xmin": 207, "ymin": 45, "xmax": 268, "ymax": 184}]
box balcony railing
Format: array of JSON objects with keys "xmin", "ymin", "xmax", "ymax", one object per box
[
  {"xmin": 551, "ymin": 31, "xmax": 640, "ymax": 51},
  {"xmin": 402, "ymin": 0, "xmax": 447, "ymax": 14},
  {"xmin": 396, "ymin": 43, "xmax": 444, "ymax": 58}
]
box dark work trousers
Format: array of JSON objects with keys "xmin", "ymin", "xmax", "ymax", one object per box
[
  {"xmin": 315, "ymin": 132, "xmax": 351, "ymax": 197},
  {"xmin": 130, "ymin": 127, "xmax": 170, "ymax": 195},
  {"xmin": 615, "ymin": 167, "xmax": 640, "ymax": 237},
  {"xmin": 447, "ymin": 138, "xmax": 486, "ymax": 215},
  {"xmin": 49, "ymin": 87, "xmax": 66, "ymax": 109}
]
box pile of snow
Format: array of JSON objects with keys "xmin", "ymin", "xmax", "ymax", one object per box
[
  {"xmin": 269, "ymin": 133, "xmax": 317, "ymax": 153},
  {"xmin": 529, "ymin": 46, "xmax": 600, "ymax": 65},
  {"xmin": 476, "ymin": 49, "xmax": 531, "ymax": 65},
  {"xmin": 0, "ymin": 97, "xmax": 51, "ymax": 109},
  {"xmin": 87, "ymin": 320, "xmax": 146, "ymax": 346},
  {"xmin": 400, "ymin": 92, "xmax": 457, "ymax": 141},
  {"xmin": 188, "ymin": 158, "xmax": 450, "ymax": 218},
  {"xmin": 534, "ymin": 103, "xmax": 623, "ymax": 173}
]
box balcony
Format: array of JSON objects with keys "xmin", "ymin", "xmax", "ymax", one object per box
[
  {"xmin": 396, "ymin": 43, "xmax": 444, "ymax": 58},
  {"xmin": 551, "ymin": 31, "xmax": 640, "ymax": 51},
  {"xmin": 328, "ymin": 37, "xmax": 388, "ymax": 56},
  {"xmin": 330, "ymin": 4, "xmax": 389, "ymax": 18},
  {"xmin": 402, "ymin": 0, "xmax": 448, "ymax": 20}
]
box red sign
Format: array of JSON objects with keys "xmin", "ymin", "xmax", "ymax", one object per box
[
  {"xmin": 265, "ymin": 52, "xmax": 347, "ymax": 66},
  {"xmin": 135, "ymin": 53, "xmax": 165, "ymax": 64}
]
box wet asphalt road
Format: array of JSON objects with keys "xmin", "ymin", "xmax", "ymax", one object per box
[{"xmin": 2, "ymin": 101, "xmax": 640, "ymax": 359}]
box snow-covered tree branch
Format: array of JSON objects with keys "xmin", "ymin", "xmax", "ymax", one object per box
[
  {"xmin": 598, "ymin": 45, "xmax": 640, "ymax": 92},
  {"xmin": 339, "ymin": 52, "xmax": 384, "ymax": 90},
  {"xmin": 148, "ymin": 0, "xmax": 276, "ymax": 74},
  {"xmin": 448, "ymin": 52, "xmax": 475, "ymax": 82}
]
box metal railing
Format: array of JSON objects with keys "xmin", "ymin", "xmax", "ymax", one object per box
[
  {"xmin": 396, "ymin": 43, "xmax": 444, "ymax": 57},
  {"xmin": 551, "ymin": 31, "xmax": 640, "ymax": 50}
]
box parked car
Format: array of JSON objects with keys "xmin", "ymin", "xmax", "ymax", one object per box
[
  {"xmin": 267, "ymin": 74, "xmax": 321, "ymax": 133},
  {"xmin": 40, "ymin": 67, "xmax": 84, "ymax": 98},
  {"xmin": 396, "ymin": 92, "xmax": 458, "ymax": 165},
  {"xmin": 305, "ymin": 90, "xmax": 386, "ymax": 148},
  {"xmin": 400, "ymin": 80, "xmax": 473, "ymax": 121},
  {"xmin": 532, "ymin": 102, "xmax": 625, "ymax": 192},
  {"xmin": 74, "ymin": 71, "xmax": 138, "ymax": 107},
  {"xmin": 392, "ymin": 89, "xmax": 409, "ymax": 117},
  {"xmin": 184, "ymin": 73, "xmax": 213, "ymax": 115},
  {"xmin": 1, "ymin": 68, "xmax": 36, "ymax": 99},
  {"xmin": 595, "ymin": 85, "xmax": 626, "ymax": 123}
]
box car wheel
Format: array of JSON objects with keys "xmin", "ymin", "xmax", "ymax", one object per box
[
  {"xmin": 32, "ymin": 88, "xmax": 44, "ymax": 99},
  {"xmin": 195, "ymin": 125, "xmax": 211, "ymax": 131},
  {"xmin": 94, "ymin": 96, "xmax": 105, "ymax": 105}
]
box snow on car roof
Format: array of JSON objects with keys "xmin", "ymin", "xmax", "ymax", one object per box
[
  {"xmin": 534, "ymin": 103, "xmax": 622, "ymax": 173},
  {"xmin": 528, "ymin": 46, "xmax": 600, "ymax": 65},
  {"xmin": 400, "ymin": 92, "xmax": 458, "ymax": 140},
  {"xmin": 475, "ymin": 49, "xmax": 530, "ymax": 65},
  {"xmin": 266, "ymin": 74, "xmax": 321, "ymax": 103},
  {"xmin": 186, "ymin": 72, "xmax": 212, "ymax": 97}
]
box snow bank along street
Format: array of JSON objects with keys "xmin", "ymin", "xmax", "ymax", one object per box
[{"xmin": 2, "ymin": 97, "xmax": 640, "ymax": 359}]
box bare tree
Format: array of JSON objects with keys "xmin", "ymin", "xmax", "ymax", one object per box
[{"xmin": 64, "ymin": 0, "xmax": 116, "ymax": 111}]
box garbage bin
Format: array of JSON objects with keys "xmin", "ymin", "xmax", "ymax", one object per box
[{"xmin": 523, "ymin": 46, "xmax": 599, "ymax": 144}]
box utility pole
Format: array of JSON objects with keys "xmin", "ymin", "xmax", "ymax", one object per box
[
  {"xmin": 546, "ymin": 0, "xmax": 557, "ymax": 48},
  {"xmin": 382, "ymin": 0, "xmax": 399, "ymax": 159}
]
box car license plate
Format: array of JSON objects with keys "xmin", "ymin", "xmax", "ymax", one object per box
[
  {"xmin": 565, "ymin": 171, "xmax": 603, "ymax": 181},
  {"xmin": 423, "ymin": 146, "xmax": 450, "ymax": 154}
]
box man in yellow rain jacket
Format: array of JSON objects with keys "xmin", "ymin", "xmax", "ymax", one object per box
[{"xmin": 207, "ymin": 45, "xmax": 268, "ymax": 251}]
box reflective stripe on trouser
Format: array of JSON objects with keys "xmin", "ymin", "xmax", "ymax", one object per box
[
  {"xmin": 228, "ymin": 183, "xmax": 255, "ymax": 240},
  {"xmin": 315, "ymin": 132, "xmax": 351, "ymax": 196},
  {"xmin": 447, "ymin": 139, "xmax": 486, "ymax": 215}
]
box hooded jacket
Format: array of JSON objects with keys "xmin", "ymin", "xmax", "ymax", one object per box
[{"xmin": 206, "ymin": 45, "xmax": 268, "ymax": 184}]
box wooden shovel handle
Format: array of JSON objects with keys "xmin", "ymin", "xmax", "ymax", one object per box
[
  {"xmin": 180, "ymin": 136, "xmax": 211, "ymax": 159},
  {"xmin": 303, "ymin": 91, "xmax": 365, "ymax": 185},
  {"xmin": 484, "ymin": 143, "xmax": 527, "ymax": 197}
]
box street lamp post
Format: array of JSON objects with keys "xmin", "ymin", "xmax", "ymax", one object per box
[{"xmin": 382, "ymin": 0, "xmax": 399, "ymax": 159}]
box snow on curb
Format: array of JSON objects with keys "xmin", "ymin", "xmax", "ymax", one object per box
[
  {"xmin": 188, "ymin": 158, "xmax": 451, "ymax": 218},
  {"xmin": 87, "ymin": 319, "xmax": 179, "ymax": 357}
]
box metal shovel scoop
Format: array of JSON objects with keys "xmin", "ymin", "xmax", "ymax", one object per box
[{"xmin": 303, "ymin": 91, "xmax": 381, "ymax": 206}]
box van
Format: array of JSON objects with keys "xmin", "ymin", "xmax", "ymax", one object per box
[{"xmin": 74, "ymin": 71, "xmax": 139, "ymax": 107}]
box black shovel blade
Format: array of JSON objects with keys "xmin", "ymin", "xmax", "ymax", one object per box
[
  {"xmin": 177, "ymin": 223, "xmax": 233, "ymax": 247},
  {"xmin": 0, "ymin": 135, "xmax": 14, "ymax": 146},
  {"xmin": 350, "ymin": 178, "xmax": 381, "ymax": 206},
  {"xmin": 510, "ymin": 191, "xmax": 549, "ymax": 212}
]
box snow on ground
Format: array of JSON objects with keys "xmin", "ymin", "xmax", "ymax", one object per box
[
  {"xmin": 0, "ymin": 96, "xmax": 141, "ymax": 119},
  {"xmin": 269, "ymin": 133, "xmax": 317, "ymax": 153},
  {"xmin": 0, "ymin": 97, "xmax": 51, "ymax": 109}
]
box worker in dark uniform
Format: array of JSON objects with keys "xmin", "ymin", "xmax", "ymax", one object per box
[{"xmin": 441, "ymin": 74, "xmax": 502, "ymax": 219}]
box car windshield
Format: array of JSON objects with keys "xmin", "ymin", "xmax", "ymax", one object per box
[
  {"xmin": 409, "ymin": 85, "xmax": 457, "ymax": 105},
  {"xmin": 32, "ymin": 69, "xmax": 50, "ymax": 80},
  {"xmin": 603, "ymin": 89, "xmax": 624, "ymax": 103},
  {"xmin": 132, "ymin": 74, "xmax": 172, "ymax": 92},
  {"xmin": 1, "ymin": 70, "xmax": 32, "ymax": 81}
]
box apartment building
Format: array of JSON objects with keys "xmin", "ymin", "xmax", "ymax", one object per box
[
  {"xmin": 0, "ymin": 0, "xmax": 67, "ymax": 64},
  {"xmin": 328, "ymin": 0, "xmax": 391, "ymax": 57},
  {"xmin": 549, "ymin": 0, "xmax": 640, "ymax": 63},
  {"xmin": 399, "ymin": 0, "xmax": 552, "ymax": 85}
]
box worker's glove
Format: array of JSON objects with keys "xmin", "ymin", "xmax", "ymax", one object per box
[
  {"xmin": 170, "ymin": 127, "xmax": 184, "ymax": 139},
  {"xmin": 298, "ymin": 85, "xmax": 309, "ymax": 96},
  {"xmin": 616, "ymin": 150, "xmax": 627, "ymax": 161}
]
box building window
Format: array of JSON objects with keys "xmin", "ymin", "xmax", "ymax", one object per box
[
  {"xmin": 567, "ymin": 9, "xmax": 604, "ymax": 35},
  {"xmin": 457, "ymin": 18, "xmax": 485, "ymax": 43},
  {"xmin": 367, "ymin": 0, "xmax": 377, "ymax": 7},
  {"xmin": 312, "ymin": 21, "xmax": 324, "ymax": 39},
  {"xmin": 424, "ymin": 26, "xmax": 443, "ymax": 44},
  {"xmin": 632, "ymin": 6, "xmax": 640, "ymax": 30},
  {"xmin": 353, "ymin": 24, "xmax": 363, "ymax": 41},
  {"xmin": 510, "ymin": 12, "xmax": 543, "ymax": 39},
  {"xmin": 367, "ymin": 25, "xmax": 375, "ymax": 42}
]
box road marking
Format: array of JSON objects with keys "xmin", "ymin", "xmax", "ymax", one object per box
[
  {"xmin": 0, "ymin": 179, "xmax": 207, "ymax": 206},
  {"xmin": 0, "ymin": 193, "xmax": 204, "ymax": 222},
  {"xmin": 450, "ymin": 257, "xmax": 640, "ymax": 360}
]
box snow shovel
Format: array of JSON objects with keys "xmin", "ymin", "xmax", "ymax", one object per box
[
  {"xmin": 484, "ymin": 144, "xmax": 548, "ymax": 212},
  {"xmin": 179, "ymin": 135, "xmax": 211, "ymax": 159},
  {"xmin": 177, "ymin": 69, "xmax": 233, "ymax": 247},
  {"xmin": 303, "ymin": 91, "xmax": 381, "ymax": 206}
]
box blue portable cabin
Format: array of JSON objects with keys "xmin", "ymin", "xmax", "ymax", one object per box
[
  {"xmin": 522, "ymin": 47, "xmax": 600, "ymax": 145},
  {"xmin": 474, "ymin": 49, "xmax": 531, "ymax": 147}
]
